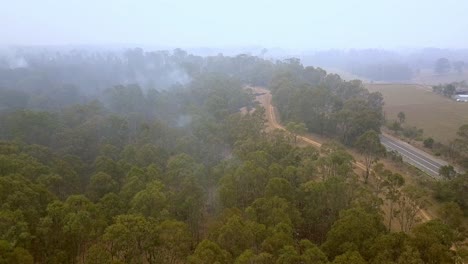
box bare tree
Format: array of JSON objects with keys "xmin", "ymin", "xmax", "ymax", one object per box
[{"xmin": 394, "ymin": 186, "xmax": 425, "ymax": 233}]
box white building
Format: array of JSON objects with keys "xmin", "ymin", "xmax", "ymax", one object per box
[{"xmin": 453, "ymin": 94, "xmax": 468, "ymax": 102}]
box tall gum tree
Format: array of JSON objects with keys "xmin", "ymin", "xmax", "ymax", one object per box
[{"xmin": 355, "ymin": 130, "xmax": 386, "ymax": 183}]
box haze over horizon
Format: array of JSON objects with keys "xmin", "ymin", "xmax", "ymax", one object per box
[{"xmin": 2, "ymin": 0, "xmax": 468, "ymax": 50}]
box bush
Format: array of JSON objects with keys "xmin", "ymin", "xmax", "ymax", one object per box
[
  {"xmin": 402, "ymin": 126, "xmax": 423, "ymax": 141},
  {"xmin": 388, "ymin": 120, "xmax": 401, "ymax": 133},
  {"xmin": 439, "ymin": 165, "xmax": 457, "ymax": 180},
  {"xmin": 423, "ymin": 137, "xmax": 434, "ymax": 149},
  {"xmin": 387, "ymin": 150, "xmax": 403, "ymax": 163}
]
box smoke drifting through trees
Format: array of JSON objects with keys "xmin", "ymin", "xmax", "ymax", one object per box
[{"xmin": 0, "ymin": 47, "xmax": 465, "ymax": 263}]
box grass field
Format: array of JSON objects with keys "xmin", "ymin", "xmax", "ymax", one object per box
[{"xmin": 366, "ymin": 83, "xmax": 468, "ymax": 143}]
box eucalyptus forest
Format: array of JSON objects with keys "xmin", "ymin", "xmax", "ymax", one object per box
[{"xmin": 0, "ymin": 49, "xmax": 466, "ymax": 264}]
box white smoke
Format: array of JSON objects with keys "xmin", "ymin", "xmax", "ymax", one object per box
[
  {"xmin": 9, "ymin": 57, "xmax": 28, "ymax": 69},
  {"xmin": 176, "ymin": 115, "xmax": 192, "ymax": 127},
  {"xmin": 168, "ymin": 67, "xmax": 191, "ymax": 86}
]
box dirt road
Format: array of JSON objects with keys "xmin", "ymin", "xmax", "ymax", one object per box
[{"xmin": 252, "ymin": 87, "xmax": 433, "ymax": 222}]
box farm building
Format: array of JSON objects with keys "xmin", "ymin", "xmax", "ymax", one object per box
[{"xmin": 453, "ymin": 94, "xmax": 468, "ymax": 102}]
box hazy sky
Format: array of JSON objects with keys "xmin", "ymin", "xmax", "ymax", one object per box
[{"xmin": 2, "ymin": 0, "xmax": 468, "ymax": 49}]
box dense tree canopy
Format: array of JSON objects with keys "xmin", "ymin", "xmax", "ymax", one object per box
[
  {"xmin": 0, "ymin": 48, "xmax": 462, "ymax": 263},
  {"xmin": 269, "ymin": 64, "xmax": 384, "ymax": 146}
]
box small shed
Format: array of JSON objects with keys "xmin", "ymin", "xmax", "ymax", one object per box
[{"xmin": 453, "ymin": 94, "xmax": 468, "ymax": 102}]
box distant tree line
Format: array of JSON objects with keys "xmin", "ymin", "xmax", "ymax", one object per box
[
  {"xmin": 300, "ymin": 48, "xmax": 468, "ymax": 77},
  {"xmin": 350, "ymin": 63, "xmax": 413, "ymax": 81},
  {"xmin": 434, "ymin": 58, "xmax": 465, "ymax": 75},
  {"xmin": 0, "ymin": 48, "xmax": 276, "ymax": 97},
  {"xmin": 432, "ymin": 81, "xmax": 467, "ymax": 98}
]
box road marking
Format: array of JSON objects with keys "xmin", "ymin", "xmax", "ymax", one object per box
[
  {"xmin": 382, "ymin": 140, "xmax": 441, "ymax": 176},
  {"xmin": 381, "ymin": 136, "xmax": 445, "ymax": 168},
  {"xmin": 383, "ymin": 142, "xmax": 440, "ymax": 175},
  {"xmin": 382, "ymin": 139, "xmax": 441, "ymax": 169}
]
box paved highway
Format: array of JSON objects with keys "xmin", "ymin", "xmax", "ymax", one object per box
[{"xmin": 380, "ymin": 134, "xmax": 448, "ymax": 178}]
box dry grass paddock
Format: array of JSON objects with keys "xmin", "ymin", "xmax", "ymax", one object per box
[{"xmin": 366, "ymin": 83, "xmax": 468, "ymax": 143}]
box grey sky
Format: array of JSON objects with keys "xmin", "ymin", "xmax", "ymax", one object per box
[{"xmin": 2, "ymin": 0, "xmax": 468, "ymax": 49}]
